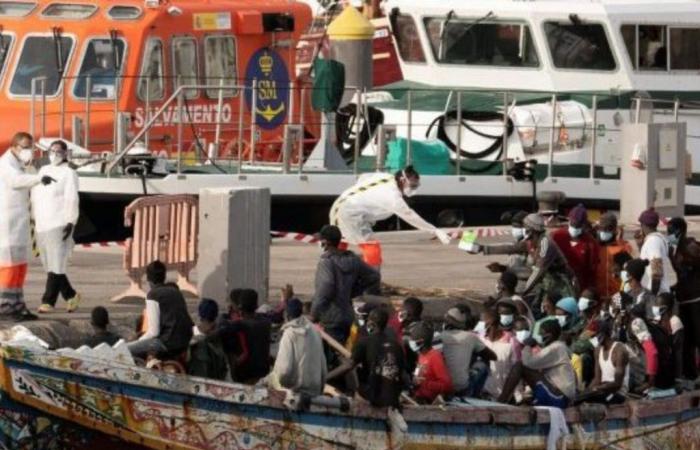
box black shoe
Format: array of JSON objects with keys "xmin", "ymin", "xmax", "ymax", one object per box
[{"xmin": 12, "ymin": 310, "xmax": 38, "ymax": 322}]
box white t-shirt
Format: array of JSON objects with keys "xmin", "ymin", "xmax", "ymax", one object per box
[
  {"xmin": 482, "ymin": 332, "xmax": 516, "ymax": 399},
  {"xmin": 639, "ymin": 232, "xmax": 675, "ymax": 293},
  {"xmin": 441, "ymin": 330, "xmax": 486, "ymax": 392}
]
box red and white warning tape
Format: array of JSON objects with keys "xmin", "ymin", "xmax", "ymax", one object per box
[
  {"xmin": 270, "ymin": 231, "xmax": 320, "ymax": 244},
  {"xmin": 271, "ymin": 227, "xmax": 509, "ymax": 245},
  {"xmin": 78, "ymin": 241, "xmax": 126, "ymax": 249}
]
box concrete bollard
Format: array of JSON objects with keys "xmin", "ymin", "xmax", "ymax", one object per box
[{"xmin": 197, "ymin": 187, "xmax": 271, "ymax": 304}]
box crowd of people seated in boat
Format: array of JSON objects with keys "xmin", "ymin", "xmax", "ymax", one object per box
[{"xmin": 85, "ymin": 205, "xmax": 700, "ymax": 410}]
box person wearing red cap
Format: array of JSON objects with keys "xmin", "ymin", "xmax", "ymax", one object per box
[
  {"xmin": 551, "ymin": 204, "xmax": 600, "ymax": 292},
  {"xmin": 636, "ymin": 208, "xmax": 673, "ymax": 295}
]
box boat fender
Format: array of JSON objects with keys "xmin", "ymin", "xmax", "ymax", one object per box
[
  {"xmin": 425, "ymin": 109, "xmax": 514, "ymax": 174},
  {"xmin": 335, "ymin": 103, "xmax": 384, "ymax": 163}
]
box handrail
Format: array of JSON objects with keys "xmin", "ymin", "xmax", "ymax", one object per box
[{"xmin": 105, "ymin": 82, "xmax": 247, "ymax": 174}]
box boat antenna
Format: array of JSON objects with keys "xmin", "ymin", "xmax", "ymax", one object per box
[
  {"xmin": 109, "ymin": 29, "xmax": 122, "ymax": 72},
  {"xmin": 52, "ymin": 27, "xmax": 64, "ymax": 77}
]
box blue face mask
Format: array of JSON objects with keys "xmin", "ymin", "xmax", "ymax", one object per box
[
  {"xmin": 667, "ymin": 234, "xmax": 679, "ymax": 247},
  {"xmin": 598, "ymin": 230, "xmax": 614, "ymax": 242},
  {"xmin": 568, "ymin": 226, "xmax": 583, "ymax": 238}
]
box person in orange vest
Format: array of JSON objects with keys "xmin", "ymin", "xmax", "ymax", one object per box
[{"xmin": 594, "ymin": 213, "xmax": 633, "ymax": 303}]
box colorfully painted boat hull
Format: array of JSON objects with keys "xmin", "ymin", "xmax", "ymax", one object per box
[{"xmin": 1, "ymin": 345, "xmax": 700, "ymax": 449}]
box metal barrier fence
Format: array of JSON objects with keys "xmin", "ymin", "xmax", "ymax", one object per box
[
  {"xmin": 26, "ymin": 74, "xmax": 693, "ymax": 181},
  {"xmin": 111, "ymin": 194, "xmax": 198, "ymax": 303}
]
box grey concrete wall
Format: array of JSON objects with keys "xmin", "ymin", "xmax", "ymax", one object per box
[{"xmin": 197, "ymin": 187, "xmax": 271, "ymax": 305}]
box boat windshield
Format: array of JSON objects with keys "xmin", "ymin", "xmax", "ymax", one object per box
[
  {"xmin": 544, "ymin": 22, "xmax": 615, "ymax": 71},
  {"xmin": 622, "ymin": 24, "xmax": 700, "ymax": 71},
  {"xmin": 10, "ymin": 35, "xmax": 74, "ymax": 96},
  {"xmin": 204, "ymin": 35, "xmax": 237, "ymax": 98},
  {"xmin": 73, "ymin": 38, "xmax": 125, "ymax": 99},
  {"xmin": 424, "ymin": 17, "xmax": 539, "ymax": 67},
  {"xmin": 137, "ymin": 38, "xmax": 164, "ymax": 101},
  {"xmin": 391, "ymin": 13, "xmax": 426, "ymax": 63}
]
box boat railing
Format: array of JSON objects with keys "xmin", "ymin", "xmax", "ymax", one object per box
[{"xmin": 26, "ymin": 74, "xmax": 693, "ymax": 180}]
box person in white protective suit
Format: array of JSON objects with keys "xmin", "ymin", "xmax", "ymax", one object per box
[
  {"xmin": 32, "ymin": 140, "xmax": 81, "ymax": 314},
  {"xmin": 329, "ymin": 165, "xmax": 451, "ymax": 245},
  {"xmin": 0, "ymin": 132, "xmax": 55, "ymax": 321}
]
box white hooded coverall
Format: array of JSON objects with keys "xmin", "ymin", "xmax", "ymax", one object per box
[
  {"xmin": 329, "ymin": 172, "xmax": 444, "ymax": 245},
  {"xmin": 0, "ymin": 150, "xmax": 42, "ymax": 313},
  {"xmin": 31, "ymin": 161, "xmax": 79, "ymax": 274}
]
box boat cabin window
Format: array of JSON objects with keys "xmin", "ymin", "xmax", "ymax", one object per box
[
  {"xmin": 172, "ymin": 37, "xmax": 198, "ymax": 99},
  {"xmin": 107, "ymin": 5, "xmax": 141, "ymax": 20},
  {"xmin": 391, "ymin": 13, "xmax": 426, "ymax": 63},
  {"xmin": 424, "ymin": 17, "xmax": 539, "ymax": 67},
  {"xmin": 42, "ymin": 3, "xmax": 97, "ymax": 19},
  {"xmin": 622, "ymin": 25, "xmax": 700, "ymax": 71},
  {"xmin": 669, "ymin": 28, "xmax": 700, "ymax": 70},
  {"xmin": 0, "ymin": 1, "xmax": 36, "ymax": 16},
  {"xmin": 0, "ymin": 34, "xmax": 13, "ymax": 77},
  {"xmin": 73, "ymin": 38, "xmax": 125, "ymax": 99},
  {"xmin": 544, "ymin": 22, "xmax": 616, "ymax": 71},
  {"xmin": 10, "ymin": 35, "xmax": 74, "ymax": 96},
  {"xmin": 138, "ymin": 38, "xmax": 165, "ymax": 101},
  {"xmin": 204, "ymin": 35, "xmax": 237, "ymax": 98}
]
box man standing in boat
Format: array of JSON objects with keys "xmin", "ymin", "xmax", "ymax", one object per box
[
  {"xmin": 33, "ymin": 140, "xmax": 81, "ymax": 314},
  {"xmin": 329, "ymin": 166, "xmax": 452, "ymax": 247},
  {"xmin": 0, "ymin": 132, "xmax": 54, "ymax": 321}
]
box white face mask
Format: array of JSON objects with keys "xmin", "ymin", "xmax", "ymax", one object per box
[
  {"xmin": 623, "ymin": 282, "xmax": 633, "ymax": 294},
  {"xmin": 473, "ymin": 320, "xmax": 487, "ymax": 337},
  {"xmin": 398, "ymin": 311, "xmax": 408, "ymax": 323},
  {"xmin": 49, "ymin": 152, "xmax": 65, "ymax": 166},
  {"xmin": 556, "ymin": 314, "xmax": 568, "ymax": 327},
  {"xmin": 358, "ymin": 318, "xmax": 366, "ymax": 327},
  {"xmin": 568, "ymin": 226, "xmax": 583, "ymax": 238},
  {"xmin": 598, "ymin": 230, "xmax": 614, "ymax": 242},
  {"xmin": 589, "ymin": 336, "xmax": 600, "ymax": 348},
  {"xmin": 620, "ymin": 270, "xmax": 630, "ymax": 283},
  {"xmin": 402, "ymin": 186, "xmax": 417, "ymax": 197},
  {"xmin": 578, "ymin": 297, "xmax": 591, "ymax": 312},
  {"xmin": 652, "ymin": 306, "xmax": 664, "ymax": 321},
  {"xmin": 500, "ymin": 314, "xmax": 514, "ymax": 327},
  {"xmin": 515, "ymin": 329, "xmax": 530, "ymax": 344},
  {"xmin": 511, "ymin": 227, "xmax": 525, "ymax": 241},
  {"xmin": 18, "ymin": 148, "xmax": 33, "ymax": 164},
  {"xmin": 408, "ymin": 339, "xmax": 421, "ymax": 353}
]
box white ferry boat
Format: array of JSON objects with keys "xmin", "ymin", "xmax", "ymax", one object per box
[{"xmin": 3, "ymin": 0, "xmax": 700, "ymax": 240}]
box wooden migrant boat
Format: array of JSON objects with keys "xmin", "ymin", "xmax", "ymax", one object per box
[{"xmin": 1, "ymin": 343, "xmax": 700, "ymax": 449}]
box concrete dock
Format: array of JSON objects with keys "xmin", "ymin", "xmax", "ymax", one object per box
[{"xmin": 6, "ymin": 218, "xmax": 700, "ymax": 345}]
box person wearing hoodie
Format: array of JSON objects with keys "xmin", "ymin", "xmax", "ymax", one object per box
[
  {"xmin": 311, "ymin": 225, "xmax": 381, "ymax": 346},
  {"xmin": 268, "ymin": 298, "xmax": 327, "ymax": 397}
]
